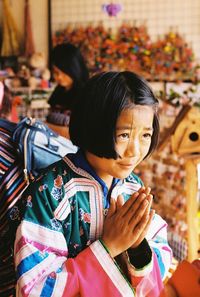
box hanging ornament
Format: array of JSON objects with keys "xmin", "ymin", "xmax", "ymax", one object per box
[
  {"xmin": 1, "ymin": 0, "xmax": 21, "ymax": 56},
  {"xmin": 24, "ymin": 0, "xmax": 35, "ymax": 57},
  {"xmin": 102, "ymin": 3, "xmax": 122, "ymax": 17}
]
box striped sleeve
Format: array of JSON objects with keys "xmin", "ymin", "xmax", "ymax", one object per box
[
  {"xmin": 15, "ymin": 212, "xmax": 172, "ymax": 297},
  {"xmin": 0, "ymin": 126, "xmax": 27, "ymax": 296},
  {"xmin": 15, "ymin": 223, "xmax": 135, "ymax": 297},
  {"xmin": 15, "ymin": 220, "xmax": 69, "ymax": 296}
]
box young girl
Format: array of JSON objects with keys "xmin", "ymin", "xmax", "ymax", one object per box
[
  {"xmin": 14, "ymin": 71, "xmax": 172, "ymax": 297},
  {"xmin": 46, "ymin": 43, "xmax": 89, "ymax": 137}
]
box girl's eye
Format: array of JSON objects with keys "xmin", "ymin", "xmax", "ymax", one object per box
[
  {"xmin": 143, "ymin": 133, "xmax": 152, "ymax": 139},
  {"xmin": 117, "ymin": 133, "xmax": 130, "ymax": 140}
]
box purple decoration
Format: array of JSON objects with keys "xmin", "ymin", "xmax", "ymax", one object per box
[{"xmin": 102, "ymin": 3, "xmax": 122, "ymax": 17}]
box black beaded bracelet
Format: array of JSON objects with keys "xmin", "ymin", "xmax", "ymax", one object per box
[{"xmin": 127, "ymin": 239, "xmax": 152, "ymax": 269}]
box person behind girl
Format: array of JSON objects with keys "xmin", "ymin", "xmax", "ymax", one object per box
[
  {"xmin": 14, "ymin": 71, "xmax": 172, "ymax": 297},
  {"xmin": 46, "ymin": 42, "xmax": 89, "ymax": 137},
  {"xmin": 0, "ymin": 82, "xmax": 28, "ymax": 297}
]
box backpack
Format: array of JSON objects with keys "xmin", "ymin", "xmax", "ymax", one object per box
[{"xmin": 0, "ymin": 117, "xmax": 77, "ymax": 184}]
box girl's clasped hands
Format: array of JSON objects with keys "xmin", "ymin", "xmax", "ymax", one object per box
[{"xmin": 102, "ymin": 186, "xmax": 155, "ymax": 257}]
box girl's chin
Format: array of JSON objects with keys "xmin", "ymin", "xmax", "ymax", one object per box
[{"xmin": 115, "ymin": 170, "xmax": 134, "ymax": 180}]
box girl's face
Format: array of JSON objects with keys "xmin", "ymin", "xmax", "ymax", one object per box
[
  {"xmin": 53, "ymin": 66, "xmax": 73, "ymax": 89},
  {"xmin": 86, "ymin": 105, "xmax": 154, "ymax": 188}
]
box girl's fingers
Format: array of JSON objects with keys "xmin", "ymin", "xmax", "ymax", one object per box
[
  {"xmin": 137, "ymin": 208, "xmax": 155, "ymax": 237},
  {"xmin": 131, "ymin": 209, "xmax": 155, "ymax": 248},
  {"xmin": 138, "ymin": 186, "xmax": 145, "ymax": 194},
  {"xmin": 122, "ymin": 193, "xmax": 147, "ymax": 220},
  {"xmin": 131, "ymin": 210, "xmax": 150, "ymax": 238},
  {"xmin": 146, "ymin": 194, "xmax": 153, "ymax": 214},
  {"xmin": 143, "ymin": 209, "xmax": 155, "ymax": 236},
  {"xmin": 107, "ymin": 197, "xmax": 116, "ymax": 218},
  {"xmin": 145, "ymin": 187, "xmax": 151, "ymax": 196},
  {"xmin": 118, "ymin": 192, "xmax": 140, "ymax": 216},
  {"xmin": 146, "ymin": 194, "xmax": 153, "ymax": 203},
  {"xmin": 148, "ymin": 209, "xmax": 155, "ymax": 223},
  {"xmin": 138, "ymin": 186, "xmax": 151, "ymax": 196},
  {"xmin": 128, "ymin": 198, "xmax": 149, "ymax": 227},
  {"xmin": 116, "ymin": 194, "xmax": 124, "ymax": 210}
]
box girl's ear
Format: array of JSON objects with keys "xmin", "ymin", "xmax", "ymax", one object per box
[{"xmin": 0, "ymin": 82, "xmax": 4, "ymax": 109}]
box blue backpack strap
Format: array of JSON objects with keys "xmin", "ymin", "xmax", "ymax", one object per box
[
  {"xmin": 0, "ymin": 118, "xmax": 17, "ymax": 133},
  {"xmin": 12, "ymin": 117, "xmax": 62, "ymax": 183}
]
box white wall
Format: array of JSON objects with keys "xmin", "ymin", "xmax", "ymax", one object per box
[
  {"xmin": 51, "ymin": 0, "xmax": 200, "ymax": 63},
  {"xmin": 0, "ymin": 0, "xmax": 48, "ymax": 62},
  {"xmin": 1, "ymin": 0, "xmax": 200, "ymax": 63}
]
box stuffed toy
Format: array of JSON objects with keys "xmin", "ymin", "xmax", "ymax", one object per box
[{"xmin": 28, "ymin": 52, "xmax": 50, "ymax": 89}]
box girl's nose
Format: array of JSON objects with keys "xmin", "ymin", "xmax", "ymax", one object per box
[{"xmin": 125, "ymin": 139, "xmax": 140, "ymax": 157}]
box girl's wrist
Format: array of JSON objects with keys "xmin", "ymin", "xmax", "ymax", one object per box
[{"xmin": 100, "ymin": 238, "xmax": 115, "ymax": 258}]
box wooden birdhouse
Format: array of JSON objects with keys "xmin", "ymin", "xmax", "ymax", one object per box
[
  {"xmin": 158, "ymin": 105, "xmax": 200, "ymax": 261},
  {"xmin": 170, "ymin": 106, "xmax": 200, "ymax": 261},
  {"xmin": 171, "ymin": 106, "xmax": 200, "ymax": 156}
]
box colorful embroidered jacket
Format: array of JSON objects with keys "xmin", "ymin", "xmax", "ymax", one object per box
[{"xmin": 14, "ymin": 156, "xmax": 172, "ymax": 297}]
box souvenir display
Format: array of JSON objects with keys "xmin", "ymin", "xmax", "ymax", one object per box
[
  {"xmin": 151, "ymin": 32, "xmax": 195, "ymax": 80},
  {"xmin": 53, "ymin": 24, "xmax": 197, "ymax": 80}
]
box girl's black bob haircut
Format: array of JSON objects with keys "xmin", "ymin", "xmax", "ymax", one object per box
[{"xmin": 69, "ymin": 71, "xmax": 159, "ymax": 159}]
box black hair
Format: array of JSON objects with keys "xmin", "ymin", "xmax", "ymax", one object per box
[
  {"xmin": 51, "ymin": 43, "xmax": 89, "ymax": 88},
  {"xmin": 69, "ymin": 71, "xmax": 159, "ymax": 159}
]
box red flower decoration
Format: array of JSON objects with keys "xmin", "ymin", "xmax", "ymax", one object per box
[{"xmin": 83, "ymin": 213, "xmax": 91, "ymax": 223}]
